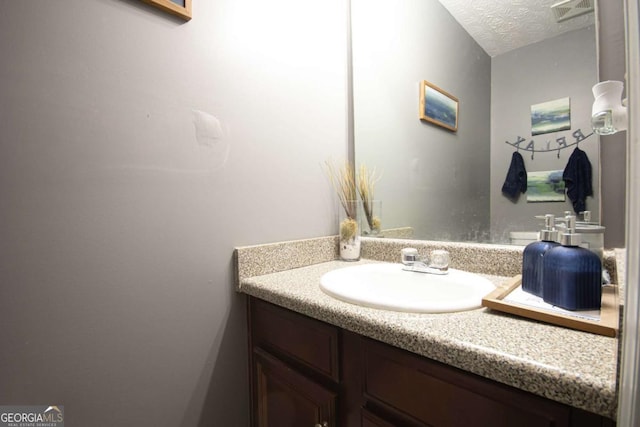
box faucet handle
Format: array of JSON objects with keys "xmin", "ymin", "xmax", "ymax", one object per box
[
  {"xmin": 430, "ymin": 250, "xmax": 450, "ymax": 271},
  {"xmin": 401, "ymin": 248, "xmax": 420, "ymax": 265}
]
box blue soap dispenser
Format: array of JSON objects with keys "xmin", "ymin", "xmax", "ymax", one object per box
[
  {"xmin": 542, "ymin": 215, "xmax": 602, "ymax": 310},
  {"xmin": 522, "ymin": 214, "xmax": 559, "ymax": 297}
]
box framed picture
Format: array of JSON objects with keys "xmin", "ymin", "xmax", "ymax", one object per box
[
  {"xmin": 142, "ymin": 0, "xmax": 192, "ymax": 20},
  {"xmin": 419, "ymin": 80, "xmax": 459, "ymax": 132},
  {"xmin": 526, "ymin": 170, "xmax": 566, "ymax": 202},
  {"xmin": 531, "ymin": 97, "xmax": 571, "ymax": 136}
]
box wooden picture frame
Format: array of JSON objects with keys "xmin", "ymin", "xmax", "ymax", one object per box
[
  {"xmin": 142, "ymin": 0, "xmax": 192, "ymax": 21},
  {"xmin": 419, "ymin": 80, "xmax": 459, "ymax": 132}
]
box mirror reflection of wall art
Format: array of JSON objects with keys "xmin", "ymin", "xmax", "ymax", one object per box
[
  {"xmin": 526, "ymin": 170, "xmax": 566, "ymax": 202},
  {"xmin": 530, "ymin": 97, "xmax": 571, "ymax": 136},
  {"xmin": 419, "ymin": 80, "xmax": 459, "ymax": 132},
  {"xmin": 141, "ymin": 0, "xmax": 192, "ymax": 20}
]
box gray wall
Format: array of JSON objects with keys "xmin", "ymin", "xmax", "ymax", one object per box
[
  {"xmin": 352, "ymin": 0, "xmax": 492, "ymax": 241},
  {"xmin": 0, "ymin": 1, "xmax": 347, "ymax": 426},
  {"xmin": 490, "ymin": 27, "xmax": 599, "ymax": 242}
]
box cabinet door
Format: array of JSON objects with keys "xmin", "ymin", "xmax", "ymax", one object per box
[{"xmin": 253, "ymin": 348, "xmax": 336, "ymax": 427}]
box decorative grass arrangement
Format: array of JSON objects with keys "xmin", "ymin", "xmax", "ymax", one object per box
[
  {"xmin": 357, "ymin": 164, "xmax": 381, "ymax": 235},
  {"xmin": 324, "ymin": 160, "xmax": 358, "ymax": 241},
  {"xmin": 324, "ymin": 161, "xmax": 382, "ymax": 239}
]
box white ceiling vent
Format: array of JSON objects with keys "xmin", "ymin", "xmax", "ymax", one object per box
[{"xmin": 551, "ymin": 0, "xmax": 594, "ymax": 22}]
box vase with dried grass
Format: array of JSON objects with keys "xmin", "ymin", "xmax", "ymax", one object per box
[
  {"xmin": 357, "ymin": 164, "xmax": 382, "ymax": 236},
  {"xmin": 324, "ymin": 161, "xmax": 361, "ymax": 261}
]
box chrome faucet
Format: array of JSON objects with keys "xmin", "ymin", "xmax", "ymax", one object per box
[{"xmin": 401, "ymin": 248, "xmax": 450, "ymax": 275}]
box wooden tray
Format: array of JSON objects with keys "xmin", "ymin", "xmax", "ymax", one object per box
[{"xmin": 482, "ymin": 275, "xmax": 619, "ymax": 337}]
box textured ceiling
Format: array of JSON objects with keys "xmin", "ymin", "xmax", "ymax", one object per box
[{"xmin": 437, "ymin": 0, "xmax": 595, "ymax": 57}]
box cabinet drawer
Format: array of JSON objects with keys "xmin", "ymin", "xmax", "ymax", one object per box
[
  {"xmin": 249, "ymin": 297, "xmax": 340, "ymax": 382},
  {"xmin": 363, "ymin": 338, "xmax": 571, "ymax": 427}
]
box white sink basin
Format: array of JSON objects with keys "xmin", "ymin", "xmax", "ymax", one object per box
[{"xmin": 320, "ymin": 263, "xmax": 496, "ymax": 313}]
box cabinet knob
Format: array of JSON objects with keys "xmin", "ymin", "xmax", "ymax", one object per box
[{"xmin": 314, "ymin": 423, "xmax": 328, "ymax": 427}]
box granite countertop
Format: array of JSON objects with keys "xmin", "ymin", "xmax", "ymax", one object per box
[{"xmin": 235, "ymin": 236, "xmax": 620, "ymax": 419}]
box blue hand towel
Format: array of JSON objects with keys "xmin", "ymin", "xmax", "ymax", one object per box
[
  {"xmin": 502, "ymin": 152, "xmax": 527, "ymax": 200},
  {"xmin": 563, "ymin": 147, "xmax": 593, "ymax": 214}
]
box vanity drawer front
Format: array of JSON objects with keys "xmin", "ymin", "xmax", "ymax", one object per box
[
  {"xmin": 249, "ymin": 297, "xmax": 340, "ymax": 382},
  {"xmin": 363, "ymin": 338, "xmax": 571, "ymax": 427}
]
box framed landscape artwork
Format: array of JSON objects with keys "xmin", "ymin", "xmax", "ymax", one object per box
[
  {"xmin": 419, "ymin": 80, "xmax": 459, "ymax": 132},
  {"xmin": 142, "ymin": 0, "xmax": 192, "ymax": 20},
  {"xmin": 527, "ymin": 170, "xmax": 566, "ymax": 202},
  {"xmin": 531, "ymin": 97, "xmax": 571, "ymax": 136}
]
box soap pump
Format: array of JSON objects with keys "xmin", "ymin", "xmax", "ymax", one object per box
[
  {"xmin": 542, "ymin": 215, "xmax": 602, "ymax": 311},
  {"xmin": 521, "ymin": 214, "xmax": 559, "ymax": 297}
]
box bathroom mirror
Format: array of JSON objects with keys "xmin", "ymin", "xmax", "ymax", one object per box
[{"xmin": 352, "ymin": 0, "xmax": 599, "ymax": 244}]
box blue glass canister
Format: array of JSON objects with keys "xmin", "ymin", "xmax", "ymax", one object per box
[
  {"xmin": 522, "ymin": 214, "xmax": 560, "ymax": 297},
  {"xmin": 542, "ymin": 216, "xmax": 602, "ymax": 311}
]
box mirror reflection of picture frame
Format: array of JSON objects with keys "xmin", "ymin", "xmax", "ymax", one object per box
[
  {"xmin": 526, "ymin": 170, "xmax": 566, "ymax": 203},
  {"xmin": 142, "ymin": 0, "xmax": 192, "ymax": 21},
  {"xmin": 530, "ymin": 97, "xmax": 571, "ymax": 136},
  {"xmin": 419, "ymin": 80, "xmax": 459, "ymax": 132}
]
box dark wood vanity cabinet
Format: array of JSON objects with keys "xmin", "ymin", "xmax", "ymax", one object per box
[
  {"xmin": 247, "ymin": 296, "xmax": 615, "ymax": 427},
  {"xmin": 249, "ymin": 296, "xmax": 340, "ymax": 427}
]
